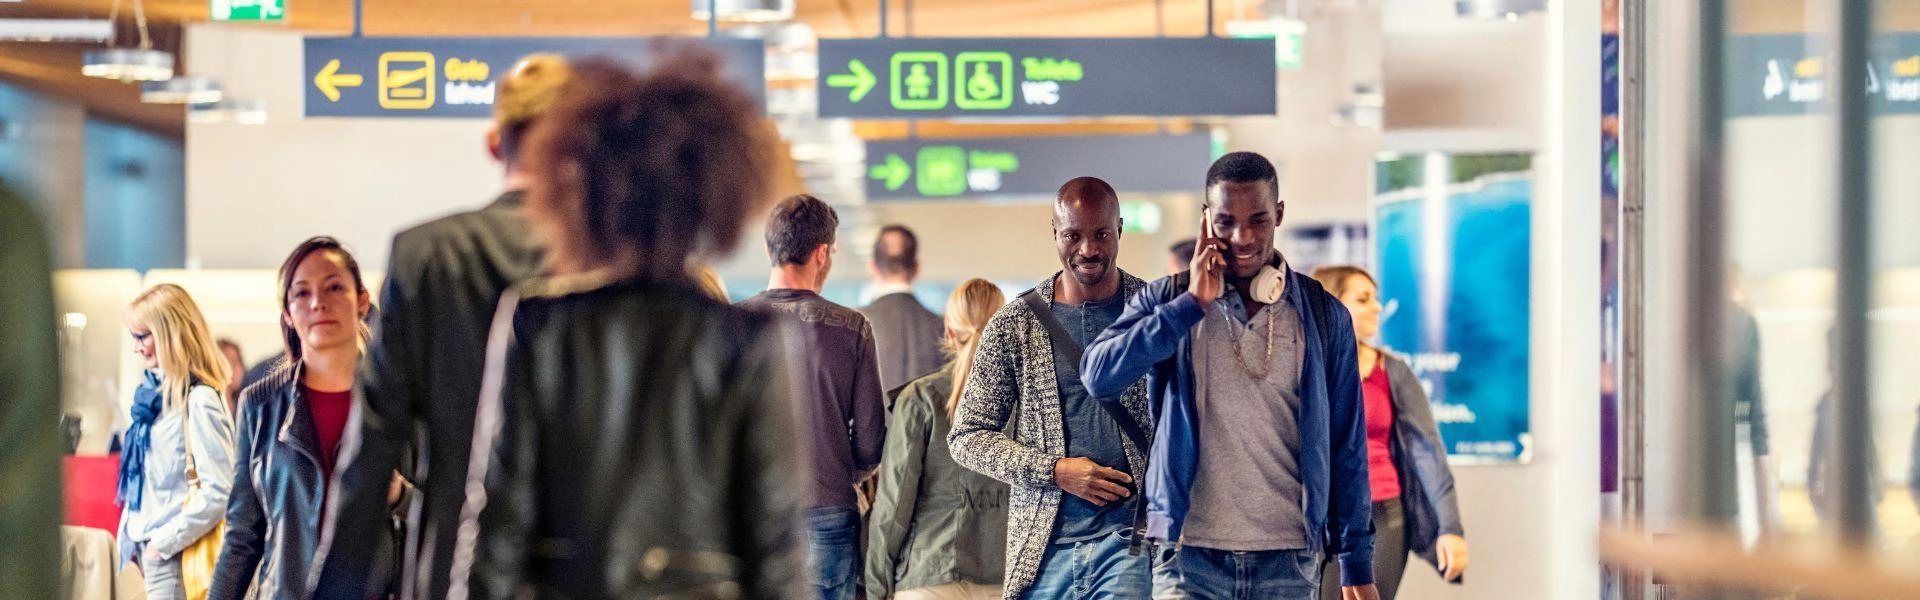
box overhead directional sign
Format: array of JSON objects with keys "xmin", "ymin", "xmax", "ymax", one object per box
[
  {"xmin": 303, "ymin": 37, "xmax": 765, "ymax": 118},
  {"xmin": 819, "ymin": 38, "xmax": 1277, "ymax": 118},
  {"xmin": 1728, "ymin": 33, "xmax": 1920, "ymax": 116},
  {"xmin": 827, "ymin": 59, "xmax": 878, "ymax": 103},
  {"xmin": 863, "ymin": 134, "xmax": 1212, "ymax": 200}
]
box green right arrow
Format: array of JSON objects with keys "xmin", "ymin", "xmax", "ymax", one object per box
[
  {"xmin": 826, "ymin": 59, "xmax": 877, "ymax": 103},
  {"xmin": 869, "ymin": 153, "xmax": 910, "ymax": 191}
]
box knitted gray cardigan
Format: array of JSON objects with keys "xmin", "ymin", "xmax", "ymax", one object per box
[{"xmin": 948, "ymin": 271, "xmax": 1153, "ymax": 599}]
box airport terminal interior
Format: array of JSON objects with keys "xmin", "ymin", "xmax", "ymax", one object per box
[{"xmin": 2, "ymin": 0, "xmax": 1918, "ymax": 598}]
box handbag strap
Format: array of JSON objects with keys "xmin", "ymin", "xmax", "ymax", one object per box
[{"xmin": 181, "ymin": 389, "xmax": 201, "ymax": 489}]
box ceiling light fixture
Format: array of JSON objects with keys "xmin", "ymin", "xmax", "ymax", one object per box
[
  {"xmin": 141, "ymin": 76, "xmax": 224, "ymax": 104},
  {"xmin": 723, "ymin": 22, "xmax": 817, "ymax": 81},
  {"xmin": 1454, "ymin": 0, "xmax": 1545, "ymax": 20},
  {"xmin": 690, "ymin": 0, "xmax": 795, "ymax": 24},
  {"xmin": 189, "ymin": 99, "xmax": 268, "ymax": 125},
  {"xmin": 0, "ymin": 19, "xmax": 115, "ymax": 42},
  {"xmin": 83, "ymin": 0, "xmax": 175, "ymax": 82},
  {"xmin": 84, "ymin": 48, "xmax": 175, "ymax": 82}
]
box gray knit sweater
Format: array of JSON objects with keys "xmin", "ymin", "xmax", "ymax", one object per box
[{"xmin": 948, "ymin": 272, "xmax": 1153, "ymax": 599}]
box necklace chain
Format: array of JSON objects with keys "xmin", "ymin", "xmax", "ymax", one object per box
[{"xmin": 1224, "ymin": 303, "xmax": 1278, "ymax": 380}]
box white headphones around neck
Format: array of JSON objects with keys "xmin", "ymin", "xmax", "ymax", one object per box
[{"xmin": 1250, "ymin": 264, "xmax": 1286, "ymax": 305}]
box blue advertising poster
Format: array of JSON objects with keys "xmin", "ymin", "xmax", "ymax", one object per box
[
  {"xmin": 1374, "ymin": 153, "xmax": 1532, "ymax": 463},
  {"xmin": 1283, "ymin": 223, "xmax": 1369, "ymax": 277}
]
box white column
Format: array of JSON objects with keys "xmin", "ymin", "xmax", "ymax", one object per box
[{"xmin": 1541, "ymin": 0, "xmax": 1604, "ymax": 596}]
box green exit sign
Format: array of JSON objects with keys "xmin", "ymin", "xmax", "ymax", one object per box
[
  {"xmin": 1227, "ymin": 18, "xmax": 1305, "ymax": 70},
  {"xmin": 211, "ymin": 0, "xmax": 285, "ymax": 21}
]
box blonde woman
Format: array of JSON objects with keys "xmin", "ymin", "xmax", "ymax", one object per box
[
  {"xmin": 118, "ymin": 283, "xmax": 235, "ymax": 600},
  {"xmin": 692, "ymin": 264, "xmax": 731, "ymax": 302},
  {"xmin": 867, "ymin": 279, "xmax": 1013, "ymax": 600}
]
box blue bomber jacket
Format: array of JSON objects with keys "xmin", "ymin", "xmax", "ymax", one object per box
[{"xmin": 1080, "ymin": 264, "xmax": 1377, "ymax": 587}]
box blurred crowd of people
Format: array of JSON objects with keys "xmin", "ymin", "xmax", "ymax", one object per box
[{"xmin": 4, "ymin": 44, "xmax": 1483, "ymax": 600}]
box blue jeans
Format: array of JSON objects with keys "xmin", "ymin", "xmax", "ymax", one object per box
[
  {"xmin": 135, "ymin": 543, "xmax": 186, "ymax": 600},
  {"xmin": 1152, "ymin": 546, "xmax": 1322, "ymax": 600},
  {"xmin": 1025, "ymin": 529, "xmax": 1151, "ymax": 600},
  {"xmin": 807, "ymin": 506, "xmax": 861, "ymax": 600}
]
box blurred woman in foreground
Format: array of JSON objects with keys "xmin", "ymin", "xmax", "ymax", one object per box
[{"xmin": 448, "ymin": 47, "xmax": 807, "ymax": 599}]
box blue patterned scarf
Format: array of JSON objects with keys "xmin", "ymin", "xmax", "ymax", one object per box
[{"xmin": 116, "ymin": 370, "xmax": 165, "ymax": 510}]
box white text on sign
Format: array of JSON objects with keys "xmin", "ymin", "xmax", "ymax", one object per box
[{"xmin": 444, "ymin": 57, "xmax": 496, "ymax": 106}]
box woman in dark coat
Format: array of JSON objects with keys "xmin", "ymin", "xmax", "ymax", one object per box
[{"xmin": 211, "ymin": 237, "xmax": 396, "ymax": 599}]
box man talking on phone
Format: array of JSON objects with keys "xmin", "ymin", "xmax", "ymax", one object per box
[
  {"xmin": 950, "ymin": 177, "xmax": 1156, "ymax": 599},
  {"xmin": 1081, "ymin": 152, "xmax": 1380, "ymax": 600}
]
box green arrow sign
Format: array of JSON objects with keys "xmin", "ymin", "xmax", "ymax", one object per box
[
  {"xmin": 868, "ymin": 153, "xmax": 910, "ymax": 191},
  {"xmin": 820, "ymin": 39, "xmax": 1275, "ymax": 118},
  {"xmin": 826, "ymin": 59, "xmax": 877, "ymax": 103},
  {"xmin": 865, "ymin": 135, "xmax": 1209, "ymax": 200}
]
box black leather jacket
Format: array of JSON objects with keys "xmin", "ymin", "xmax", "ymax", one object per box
[
  {"xmin": 451, "ymin": 272, "xmax": 808, "ymax": 599},
  {"xmin": 213, "ymin": 362, "xmax": 398, "ymax": 599},
  {"xmin": 317, "ymin": 191, "xmax": 541, "ymax": 600}
]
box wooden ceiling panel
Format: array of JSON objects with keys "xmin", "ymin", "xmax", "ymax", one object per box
[
  {"xmin": 0, "ymin": 42, "xmax": 185, "ymax": 136},
  {"xmin": 4, "ymin": 0, "xmax": 1229, "ymax": 37},
  {"xmin": 0, "ymin": 0, "xmax": 206, "ymax": 22}
]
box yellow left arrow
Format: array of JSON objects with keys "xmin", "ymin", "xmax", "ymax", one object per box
[{"xmin": 314, "ymin": 59, "xmax": 364, "ymax": 102}]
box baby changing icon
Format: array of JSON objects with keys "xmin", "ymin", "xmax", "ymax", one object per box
[
  {"xmin": 956, "ymin": 52, "xmax": 1013, "ymax": 110},
  {"xmin": 890, "ymin": 52, "xmax": 948, "ymax": 110},
  {"xmin": 906, "ymin": 64, "xmax": 934, "ymax": 98}
]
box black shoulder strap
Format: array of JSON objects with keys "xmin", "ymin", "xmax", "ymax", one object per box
[
  {"xmin": 1022, "ymin": 290, "xmax": 1081, "ymax": 363},
  {"xmin": 1022, "ymin": 288, "xmax": 1157, "ymax": 555},
  {"xmin": 1019, "ymin": 291, "xmax": 1151, "ymax": 452}
]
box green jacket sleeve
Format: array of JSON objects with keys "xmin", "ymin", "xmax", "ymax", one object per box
[{"xmin": 865, "ymin": 381, "xmax": 933, "ymax": 597}]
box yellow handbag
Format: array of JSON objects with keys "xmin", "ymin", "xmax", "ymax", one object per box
[{"xmin": 178, "ymin": 406, "xmax": 226, "ymax": 600}]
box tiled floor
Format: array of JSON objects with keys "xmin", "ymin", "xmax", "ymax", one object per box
[{"xmin": 1778, "ymin": 485, "xmax": 1919, "ymax": 549}]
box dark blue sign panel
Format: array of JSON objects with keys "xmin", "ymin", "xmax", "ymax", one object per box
[
  {"xmin": 1727, "ymin": 33, "xmax": 1920, "ymax": 117},
  {"xmin": 864, "ymin": 134, "xmax": 1211, "ymax": 200},
  {"xmin": 303, "ymin": 37, "xmax": 764, "ymax": 118},
  {"xmin": 819, "ymin": 38, "xmax": 1276, "ymax": 118},
  {"xmin": 1375, "ymin": 152, "xmax": 1533, "ymax": 463}
]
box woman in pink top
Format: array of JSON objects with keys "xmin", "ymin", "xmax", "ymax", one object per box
[{"xmin": 1311, "ymin": 266, "xmax": 1469, "ymax": 599}]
